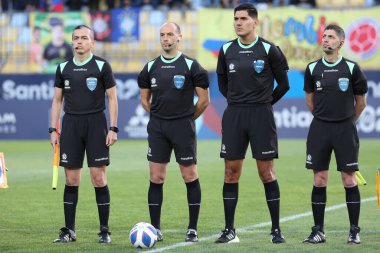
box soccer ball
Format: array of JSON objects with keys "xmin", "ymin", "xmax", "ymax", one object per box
[{"xmin": 129, "ymin": 222, "xmax": 158, "ymax": 249}]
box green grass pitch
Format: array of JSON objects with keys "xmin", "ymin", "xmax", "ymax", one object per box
[{"xmin": 0, "ymin": 139, "xmax": 379, "ymax": 252}]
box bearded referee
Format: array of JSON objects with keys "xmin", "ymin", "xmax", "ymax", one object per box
[
  {"xmin": 215, "ymin": 3, "xmax": 289, "ymax": 244},
  {"xmin": 303, "ymin": 24, "xmax": 367, "ymax": 244},
  {"xmin": 50, "ymin": 25, "xmax": 118, "ymax": 244},
  {"xmin": 138, "ymin": 22, "xmax": 210, "ymax": 243}
]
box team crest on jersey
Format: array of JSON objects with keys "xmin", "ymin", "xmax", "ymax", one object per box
[
  {"xmin": 86, "ymin": 77, "xmax": 97, "ymax": 91},
  {"xmin": 151, "ymin": 78, "xmax": 157, "ymax": 88},
  {"xmin": 253, "ymin": 60, "xmax": 264, "ymax": 73},
  {"xmin": 316, "ymin": 80, "xmax": 323, "ymax": 91},
  {"xmin": 64, "ymin": 80, "xmax": 71, "ymax": 90},
  {"xmin": 229, "ymin": 63, "xmax": 236, "ymax": 73},
  {"xmin": 338, "ymin": 78, "xmax": 349, "ymax": 91},
  {"xmin": 173, "ymin": 75, "xmax": 185, "ymax": 89}
]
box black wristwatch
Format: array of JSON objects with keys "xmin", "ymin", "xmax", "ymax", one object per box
[
  {"xmin": 109, "ymin": 126, "xmax": 119, "ymax": 133},
  {"xmin": 48, "ymin": 127, "xmax": 57, "ymax": 133}
]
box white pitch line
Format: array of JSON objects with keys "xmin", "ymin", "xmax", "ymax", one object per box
[{"xmin": 145, "ymin": 196, "xmax": 377, "ymax": 253}]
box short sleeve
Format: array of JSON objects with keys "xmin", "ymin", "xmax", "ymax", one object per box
[
  {"xmin": 352, "ymin": 64, "xmax": 368, "ymax": 95},
  {"xmin": 102, "ymin": 61, "xmax": 116, "ymax": 89},
  {"xmin": 303, "ymin": 64, "xmax": 314, "ymax": 92},
  {"xmin": 269, "ymin": 45, "xmax": 289, "ymax": 72},
  {"xmin": 192, "ymin": 60, "xmax": 209, "ymax": 88},
  {"xmin": 54, "ymin": 65, "xmax": 64, "ymax": 88},
  {"xmin": 216, "ymin": 47, "xmax": 227, "ymax": 75},
  {"xmin": 137, "ymin": 64, "xmax": 151, "ymax": 89}
]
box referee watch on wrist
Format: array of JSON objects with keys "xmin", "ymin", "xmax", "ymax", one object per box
[
  {"xmin": 109, "ymin": 126, "xmax": 119, "ymax": 133},
  {"xmin": 48, "ymin": 127, "xmax": 57, "ymax": 133}
]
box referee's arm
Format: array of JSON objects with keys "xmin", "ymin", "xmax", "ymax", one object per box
[
  {"xmin": 194, "ymin": 87, "xmax": 210, "ymax": 120},
  {"xmin": 353, "ymin": 95, "xmax": 366, "ymax": 122},
  {"xmin": 50, "ymin": 87, "xmax": 63, "ymax": 147},
  {"xmin": 305, "ymin": 92, "xmax": 314, "ymax": 112},
  {"xmin": 106, "ymin": 86, "xmax": 118, "ymax": 128},
  {"xmin": 140, "ymin": 88, "xmax": 152, "ymax": 112}
]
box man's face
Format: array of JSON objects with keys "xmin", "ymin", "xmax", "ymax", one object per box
[
  {"xmin": 159, "ymin": 23, "xmax": 181, "ymax": 52},
  {"xmin": 51, "ymin": 25, "xmax": 64, "ymax": 44},
  {"xmin": 72, "ymin": 27, "xmax": 94, "ymax": 55},
  {"xmin": 322, "ymin": 29, "xmax": 344, "ymax": 54},
  {"xmin": 234, "ymin": 10, "xmax": 258, "ymax": 37}
]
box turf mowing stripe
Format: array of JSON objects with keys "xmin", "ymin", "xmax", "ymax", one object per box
[{"xmin": 145, "ymin": 196, "xmax": 377, "ymax": 253}]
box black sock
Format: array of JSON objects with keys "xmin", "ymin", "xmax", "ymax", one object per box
[
  {"xmin": 148, "ymin": 181, "xmax": 163, "ymax": 229},
  {"xmin": 264, "ymin": 180, "xmax": 280, "ymax": 231},
  {"xmin": 64, "ymin": 185, "xmax": 78, "ymax": 231},
  {"xmin": 311, "ymin": 186, "xmax": 326, "ymax": 230},
  {"xmin": 223, "ymin": 182, "xmax": 238, "ymax": 230},
  {"xmin": 186, "ymin": 179, "xmax": 201, "ymax": 230},
  {"xmin": 345, "ymin": 185, "xmax": 360, "ymax": 227},
  {"xmin": 95, "ymin": 185, "xmax": 110, "ymax": 228}
]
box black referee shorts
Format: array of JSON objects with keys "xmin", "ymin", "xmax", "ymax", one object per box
[
  {"xmin": 147, "ymin": 116, "xmax": 196, "ymax": 165},
  {"xmin": 59, "ymin": 112, "xmax": 109, "ymax": 168},
  {"xmin": 220, "ymin": 104, "xmax": 278, "ymax": 160},
  {"xmin": 306, "ymin": 117, "xmax": 359, "ymax": 171}
]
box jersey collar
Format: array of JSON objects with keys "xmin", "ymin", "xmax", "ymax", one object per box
[
  {"xmin": 322, "ymin": 55, "xmax": 342, "ymax": 67},
  {"xmin": 237, "ymin": 36, "xmax": 259, "ymax": 49},
  {"xmin": 73, "ymin": 54, "xmax": 93, "ymax": 66},
  {"xmin": 160, "ymin": 52, "xmax": 182, "ymax": 63}
]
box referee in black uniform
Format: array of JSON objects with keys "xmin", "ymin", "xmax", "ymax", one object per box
[
  {"xmin": 50, "ymin": 25, "xmax": 118, "ymax": 244},
  {"xmin": 138, "ymin": 22, "xmax": 210, "ymax": 243},
  {"xmin": 303, "ymin": 24, "xmax": 367, "ymax": 244},
  {"xmin": 215, "ymin": 3, "xmax": 289, "ymax": 244}
]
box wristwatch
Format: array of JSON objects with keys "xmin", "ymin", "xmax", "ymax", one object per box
[
  {"xmin": 48, "ymin": 127, "xmax": 57, "ymax": 133},
  {"xmin": 109, "ymin": 126, "xmax": 119, "ymax": 133}
]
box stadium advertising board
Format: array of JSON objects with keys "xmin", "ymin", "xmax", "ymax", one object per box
[
  {"xmin": 1, "ymin": 73, "xmax": 380, "ymax": 139},
  {"xmin": 29, "ymin": 12, "xmax": 90, "ymax": 73},
  {"xmin": 198, "ymin": 7, "xmax": 380, "ymax": 71}
]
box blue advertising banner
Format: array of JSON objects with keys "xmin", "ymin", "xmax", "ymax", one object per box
[{"xmin": 1, "ymin": 73, "xmax": 380, "ymax": 139}]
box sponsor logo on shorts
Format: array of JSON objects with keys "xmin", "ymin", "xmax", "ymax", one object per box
[
  {"xmin": 306, "ymin": 154, "xmax": 312, "ymax": 164},
  {"xmin": 262, "ymin": 150, "xmax": 275, "ymax": 155},
  {"xmin": 346, "ymin": 162, "xmax": 358, "ymax": 166},
  {"xmin": 180, "ymin": 156, "xmax": 193, "ymax": 161},
  {"xmin": 221, "ymin": 144, "xmax": 226, "ymax": 154},
  {"xmin": 61, "ymin": 153, "xmax": 68, "ymax": 163},
  {"xmin": 94, "ymin": 157, "xmax": 108, "ymax": 162},
  {"xmin": 147, "ymin": 147, "xmax": 152, "ymax": 157}
]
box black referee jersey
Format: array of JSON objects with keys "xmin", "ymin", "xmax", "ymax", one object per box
[
  {"xmin": 138, "ymin": 52, "xmax": 209, "ymax": 120},
  {"xmin": 216, "ymin": 36, "xmax": 289, "ymax": 105},
  {"xmin": 304, "ymin": 56, "xmax": 368, "ymax": 122},
  {"xmin": 54, "ymin": 54, "xmax": 116, "ymax": 115}
]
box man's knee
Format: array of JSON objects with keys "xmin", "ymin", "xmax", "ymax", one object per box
[{"xmin": 224, "ymin": 160, "xmax": 242, "ymax": 183}]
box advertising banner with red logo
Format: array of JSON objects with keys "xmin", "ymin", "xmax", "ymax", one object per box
[{"xmin": 198, "ymin": 7, "xmax": 380, "ymax": 71}]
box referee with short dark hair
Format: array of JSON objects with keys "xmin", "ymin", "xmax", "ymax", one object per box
[
  {"xmin": 303, "ymin": 24, "xmax": 367, "ymax": 245},
  {"xmin": 50, "ymin": 25, "xmax": 118, "ymax": 244},
  {"xmin": 215, "ymin": 3, "xmax": 289, "ymax": 244},
  {"xmin": 138, "ymin": 22, "xmax": 210, "ymax": 243}
]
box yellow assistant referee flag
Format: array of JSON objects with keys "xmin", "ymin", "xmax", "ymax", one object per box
[
  {"xmin": 355, "ymin": 171, "xmax": 367, "ymax": 186},
  {"xmin": 376, "ymin": 168, "xmax": 380, "ymax": 209}
]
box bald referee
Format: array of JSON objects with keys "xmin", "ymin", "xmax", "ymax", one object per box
[
  {"xmin": 50, "ymin": 25, "xmax": 118, "ymax": 244},
  {"xmin": 303, "ymin": 24, "xmax": 367, "ymax": 244},
  {"xmin": 138, "ymin": 22, "xmax": 210, "ymax": 243},
  {"xmin": 215, "ymin": 3, "xmax": 289, "ymax": 244}
]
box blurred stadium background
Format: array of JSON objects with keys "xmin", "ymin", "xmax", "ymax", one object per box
[{"xmin": 1, "ymin": 0, "xmax": 380, "ymax": 140}]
